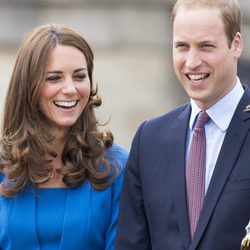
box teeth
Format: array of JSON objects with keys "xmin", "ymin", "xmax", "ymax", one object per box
[
  {"xmin": 54, "ymin": 101, "xmax": 77, "ymax": 108},
  {"xmin": 188, "ymin": 74, "xmax": 208, "ymax": 81}
]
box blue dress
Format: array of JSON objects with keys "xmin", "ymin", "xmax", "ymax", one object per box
[{"xmin": 0, "ymin": 143, "xmax": 128, "ymax": 250}]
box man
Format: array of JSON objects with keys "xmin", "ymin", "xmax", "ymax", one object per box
[{"xmin": 115, "ymin": 0, "xmax": 250, "ymax": 249}]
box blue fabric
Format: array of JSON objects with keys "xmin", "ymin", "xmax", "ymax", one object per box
[
  {"xmin": 36, "ymin": 188, "xmax": 67, "ymax": 250},
  {"xmin": 0, "ymin": 174, "xmax": 3, "ymax": 183},
  {"xmin": 0, "ymin": 143, "xmax": 128, "ymax": 250}
]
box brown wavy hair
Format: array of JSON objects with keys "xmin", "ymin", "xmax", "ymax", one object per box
[
  {"xmin": 172, "ymin": 0, "xmax": 241, "ymax": 48},
  {"xmin": 0, "ymin": 24, "xmax": 115, "ymax": 196}
]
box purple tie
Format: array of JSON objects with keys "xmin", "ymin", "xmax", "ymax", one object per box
[{"xmin": 186, "ymin": 110, "xmax": 210, "ymax": 238}]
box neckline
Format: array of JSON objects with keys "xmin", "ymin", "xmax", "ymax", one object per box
[{"xmin": 37, "ymin": 187, "xmax": 68, "ymax": 190}]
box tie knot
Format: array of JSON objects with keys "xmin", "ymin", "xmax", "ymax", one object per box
[{"xmin": 196, "ymin": 110, "xmax": 210, "ymax": 129}]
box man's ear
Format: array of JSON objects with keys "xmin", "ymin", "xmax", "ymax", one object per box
[{"xmin": 232, "ymin": 32, "xmax": 243, "ymax": 59}]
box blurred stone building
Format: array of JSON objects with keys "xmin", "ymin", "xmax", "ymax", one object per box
[{"xmin": 0, "ymin": 0, "xmax": 249, "ymax": 148}]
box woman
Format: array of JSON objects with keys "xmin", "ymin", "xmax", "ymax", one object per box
[{"xmin": 0, "ymin": 24, "xmax": 128, "ymax": 250}]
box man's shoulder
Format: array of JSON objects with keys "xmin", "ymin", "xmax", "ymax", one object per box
[
  {"xmin": 143, "ymin": 102, "xmax": 190, "ymax": 128},
  {"xmin": 131, "ymin": 102, "xmax": 190, "ymax": 143}
]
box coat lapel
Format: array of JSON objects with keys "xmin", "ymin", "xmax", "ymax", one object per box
[
  {"xmin": 59, "ymin": 181, "xmax": 91, "ymax": 250},
  {"xmin": 10, "ymin": 185, "xmax": 40, "ymax": 249},
  {"xmin": 190, "ymin": 87, "xmax": 250, "ymax": 250},
  {"xmin": 7, "ymin": 182, "xmax": 91, "ymax": 250},
  {"xmin": 170, "ymin": 104, "xmax": 192, "ymax": 249}
]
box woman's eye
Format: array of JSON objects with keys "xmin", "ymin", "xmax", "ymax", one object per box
[
  {"xmin": 74, "ymin": 74, "xmax": 86, "ymax": 81},
  {"xmin": 46, "ymin": 75, "xmax": 60, "ymax": 82}
]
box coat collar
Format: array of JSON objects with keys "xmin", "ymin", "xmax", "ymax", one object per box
[
  {"xmin": 8, "ymin": 182, "xmax": 91, "ymax": 250},
  {"xmin": 169, "ymin": 103, "xmax": 192, "ymax": 249}
]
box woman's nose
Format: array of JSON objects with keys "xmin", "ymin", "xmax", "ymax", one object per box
[{"xmin": 61, "ymin": 79, "xmax": 77, "ymax": 95}]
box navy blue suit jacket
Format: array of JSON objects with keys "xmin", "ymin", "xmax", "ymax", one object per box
[{"xmin": 115, "ymin": 85, "xmax": 250, "ymax": 250}]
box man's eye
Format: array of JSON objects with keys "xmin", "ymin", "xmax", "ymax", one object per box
[
  {"xmin": 175, "ymin": 44, "xmax": 189, "ymax": 49},
  {"xmin": 202, "ymin": 44, "xmax": 214, "ymax": 48}
]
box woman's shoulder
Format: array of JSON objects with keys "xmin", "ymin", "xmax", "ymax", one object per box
[
  {"xmin": 105, "ymin": 143, "xmax": 129, "ymax": 167},
  {"xmin": 0, "ymin": 172, "xmax": 4, "ymax": 197},
  {"xmin": 0, "ymin": 148, "xmax": 4, "ymax": 183},
  {"xmin": 0, "ymin": 171, "xmax": 4, "ymax": 183},
  {"xmin": 107, "ymin": 143, "xmax": 129, "ymax": 156}
]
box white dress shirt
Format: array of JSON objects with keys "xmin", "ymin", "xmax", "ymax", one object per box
[{"xmin": 187, "ymin": 78, "xmax": 244, "ymax": 193}]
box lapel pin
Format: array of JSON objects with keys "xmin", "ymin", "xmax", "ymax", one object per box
[
  {"xmin": 241, "ymin": 221, "xmax": 250, "ymax": 250},
  {"xmin": 244, "ymin": 105, "xmax": 250, "ymax": 112}
]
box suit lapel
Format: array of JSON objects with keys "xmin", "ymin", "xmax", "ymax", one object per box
[
  {"xmin": 170, "ymin": 104, "xmax": 192, "ymax": 249},
  {"xmin": 190, "ymin": 87, "xmax": 250, "ymax": 250}
]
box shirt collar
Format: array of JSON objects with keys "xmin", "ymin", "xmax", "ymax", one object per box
[{"xmin": 189, "ymin": 78, "xmax": 244, "ymax": 132}]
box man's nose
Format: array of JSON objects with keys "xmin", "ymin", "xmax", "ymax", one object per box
[{"xmin": 185, "ymin": 49, "xmax": 202, "ymax": 69}]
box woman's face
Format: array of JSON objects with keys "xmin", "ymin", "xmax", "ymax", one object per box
[{"xmin": 39, "ymin": 44, "xmax": 91, "ymax": 138}]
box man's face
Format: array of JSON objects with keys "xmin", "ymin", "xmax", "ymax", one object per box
[{"xmin": 173, "ymin": 6, "xmax": 242, "ymax": 110}]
